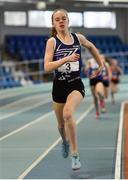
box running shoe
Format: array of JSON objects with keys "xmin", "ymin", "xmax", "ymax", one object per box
[
  {"xmin": 71, "ymin": 154, "xmax": 81, "ymax": 170},
  {"xmin": 99, "ymin": 100, "xmax": 106, "ymax": 113},
  {"xmin": 99, "ymin": 99, "xmax": 105, "ymax": 108},
  {"xmin": 101, "ymin": 107, "xmax": 106, "ymax": 113},
  {"xmin": 96, "ymin": 111, "xmax": 100, "ymax": 119},
  {"xmin": 61, "ymin": 141, "xmax": 70, "ymax": 158}
]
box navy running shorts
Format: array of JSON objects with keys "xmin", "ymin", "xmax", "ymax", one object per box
[
  {"xmin": 89, "ymin": 77, "xmax": 103, "ymax": 86},
  {"xmin": 103, "ymin": 80, "xmax": 110, "ymax": 87},
  {"xmin": 52, "ymin": 78, "xmax": 85, "ymax": 103}
]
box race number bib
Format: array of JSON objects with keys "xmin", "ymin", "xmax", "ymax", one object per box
[
  {"xmin": 58, "ymin": 61, "xmax": 79, "ymax": 73},
  {"xmin": 102, "ymin": 67, "xmax": 107, "ymax": 76}
]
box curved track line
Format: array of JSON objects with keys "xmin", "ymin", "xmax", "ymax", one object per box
[
  {"xmin": 0, "ymin": 111, "xmax": 53, "ymax": 141},
  {"xmin": 114, "ymin": 101, "xmax": 128, "ymax": 179}
]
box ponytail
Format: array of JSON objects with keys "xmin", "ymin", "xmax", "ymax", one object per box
[{"xmin": 50, "ymin": 27, "xmax": 57, "ymax": 37}]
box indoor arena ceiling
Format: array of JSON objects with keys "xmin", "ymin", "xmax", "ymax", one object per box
[{"xmin": 0, "ymin": 0, "xmax": 128, "ymax": 8}]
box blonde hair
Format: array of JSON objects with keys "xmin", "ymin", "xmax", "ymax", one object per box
[{"xmin": 50, "ymin": 9, "xmax": 69, "ymax": 37}]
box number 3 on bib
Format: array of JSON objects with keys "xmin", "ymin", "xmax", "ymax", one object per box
[{"xmin": 58, "ymin": 61, "xmax": 79, "ymax": 73}]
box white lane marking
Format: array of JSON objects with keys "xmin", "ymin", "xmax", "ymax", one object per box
[
  {"xmin": 114, "ymin": 101, "xmax": 127, "ymax": 179},
  {"xmin": 0, "ymin": 84, "xmax": 51, "ymax": 100},
  {"xmin": 0, "ymin": 93, "xmax": 50, "ymax": 109},
  {"xmin": 0, "ymin": 147, "xmax": 115, "ymax": 150},
  {"xmin": 18, "ymin": 104, "xmax": 94, "ymax": 179},
  {"xmin": 0, "ymin": 111, "xmax": 53, "ymax": 142},
  {"xmin": 76, "ymin": 104, "xmax": 93, "ymax": 124},
  {"xmin": 0, "ymin": 98, "xmax": 51, "ymax": 121}
]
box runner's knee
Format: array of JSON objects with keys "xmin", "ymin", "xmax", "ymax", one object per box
[{"xmin": 63, "ymin": 107, "xmax": 72, "ymax": 121}]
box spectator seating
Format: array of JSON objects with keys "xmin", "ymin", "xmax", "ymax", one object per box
[
  {"xmin": 5, "ymin": 34, "xmax": 128, "ymax": 62},
  {"xmin": 4, "ymin": 35, "xmax": 49, "ymax": 61},
  {"xmin": 87, "ymin": 35, "xmax": 125, "ymax": 54},
  {"xmin": 0, "ymin": 63, "xmax": 22, "ymax": 89}
]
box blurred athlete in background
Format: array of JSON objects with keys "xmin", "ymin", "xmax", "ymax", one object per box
[
  {"xmin": 101, "ymin": 55, "xmax": 112, "ymax": 99},
  {"xmin": 84, "ymin": 56, "xmax": 106, "ymax": 119},
  {"xmin": 110, "ymin": 59, "xmax": 122, "ymax": 104}
]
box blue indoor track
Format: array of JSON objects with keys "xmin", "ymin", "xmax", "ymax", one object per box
[{"xmin": 0, "ymin": 75, "xmax": 128, "ymax": 179}]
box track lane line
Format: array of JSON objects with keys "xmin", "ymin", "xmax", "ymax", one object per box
[
  {"xmin": 0, "ymin": 111, "xmax": 54, "ymax": 142},
  {"xmin": 114, "ymin": 101, "xmax": 128, "ymax": 179},
  {"xmin": 0, "ymin": 98, "xmax": 51, "ymax": 121},
  {"xmin": 0, "ymin": 93, "xmax": 50, "ymax": 109},
  {"xmin": 0, "ymin": 84, "xmax": 52, "ymax": 100}
]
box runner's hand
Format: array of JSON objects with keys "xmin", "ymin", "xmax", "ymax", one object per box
[
  {"xmin": 66, "ymin": 53, "xmax": 80, "ymax": 62},
  {"xmin": 90, "ymin": 66, "xmax": 102, "ymax": 79}
]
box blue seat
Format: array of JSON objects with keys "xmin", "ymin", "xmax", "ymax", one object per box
[
  {"xmin": 0, "ymin": 78, "xmax": 10, "ymax": 88},
  {"xmin": 5, "ymin": 35, "xmax": 49, "ymax": 60}
]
